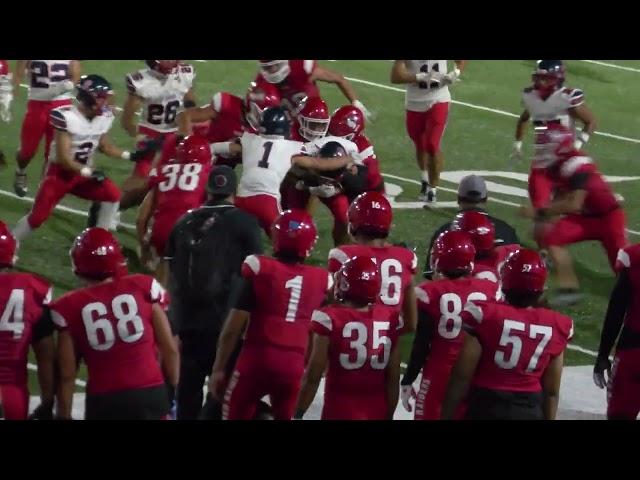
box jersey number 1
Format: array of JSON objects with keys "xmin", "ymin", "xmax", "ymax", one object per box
[{"xmin": 259, "ymin": 141, "xmax": 273, "ymax": 168}]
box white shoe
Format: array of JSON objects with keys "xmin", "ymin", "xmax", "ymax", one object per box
[{"xmin": 426, "ymin": 187, "xmax": 437, "ymax": 203}]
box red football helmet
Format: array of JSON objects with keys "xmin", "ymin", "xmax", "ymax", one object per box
[
  {"xmin": 430, "ymin": 230, "xmax": 476, "ymax": 275},
  {"xmin": 532, "ymin": 60, "xmax": 565, "ymax": 96},
  {"xmin": 70, "ymin": 228, "xmax": 127, "ymax": 280},
  {"xmin": 245, "ymin": 81, "xmax": 282, "ymax": 131},
  {"xmin": 334, "ymin": 255, "xmax": 381, "ymax": 305},
  {"xmin": 451, "ymin": 211, "xmax": 495, "ymax": 255},
  {"xmin": 0, "ymin": 60, "xmax": 9, "ymax": 76},
  {"xmin": 259, "ymin": 60, "xmax": 291, "ymax": 84},
  {"xmin": 500, "ymin": 248, "xmax": 546, "ymax": 294},
  {"xmin": 329, "ymin": 105, "xmax": 365, "ymax": 141},
  {"xmin": 297, "ymin": 97, "xmax": 330, "ymax": 141},
  {"xmin": 176, "ymin": 134, "xmax": 212, "ymax": 165},
  {"xmin": 0, "ymin": 221, "xmax": 17, "ymax": 268},
  {"xmin": 271, "ymin": 209, "xmax": 318, "ymax": 259},
  {"xmin": 533, "ymin": 122, "xmax": 576, "ymax": 167},
  {"xmin": 348, "ymin": 191, "xmax": 393, "ymax": 238},
  {"xmin": 145, "ymin": 60, "xmax": 179, "ymax": 76}
]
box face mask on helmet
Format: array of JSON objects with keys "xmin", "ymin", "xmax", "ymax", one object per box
[
  {"xmin": 299, "ymin": 116, "xmax": 329, "ymax": 141},
  {"xmin": 260, "ymin": 60, "xmax": 290, "ymax": 84},
  {"xmin": 246, "ymin": 101, "xmax": 265, "ymax": 131},
  {"xmin": 77, "ymin": 85, "xmax": 113, "ymax": 116}
]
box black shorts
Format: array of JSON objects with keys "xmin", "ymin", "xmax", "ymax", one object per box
[
  {"xmin": 85, "ymin": 385, "xmax": 170, "ymax": 420},
  {"xmin": 465, "ymin": 387, "xmax": 543, "ymax": 420}
]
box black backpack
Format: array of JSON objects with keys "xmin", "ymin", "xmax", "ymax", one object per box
[{"xmin": 169, "ymin": 205, "xmax": 238, "ymax": 307}]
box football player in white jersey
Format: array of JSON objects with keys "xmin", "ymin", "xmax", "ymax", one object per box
[
  {"xmin": 11, "ymin": 60, "xmax": 82, "ymax": 197},
  {"xmin": 212, "ymin": 107, "xmax": 355, "ymax": 236},
  {"xmin": 511, "ymin": 60, "xmax": 597, "ymax": 209},
  {"xmin": 391, "ymin": 60, "xmax": 466, "ymax": 203},
  {"xmin": 119, "ymin": 60, "xmax": 197, "ymax": 210},
  {"xmin": 12, "ymin": 75, "xmax": 136, "ymax": 244}
]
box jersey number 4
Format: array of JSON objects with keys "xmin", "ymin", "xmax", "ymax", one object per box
[
  {"xmin": 0, "ymin": 289, "xmax": 26, "ymax": 339},
  {"xmin": 82, "ymin": 294, "xmax": 144, "ymax": 351}
]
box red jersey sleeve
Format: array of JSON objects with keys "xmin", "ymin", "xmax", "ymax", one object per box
[
  {"xmin": 311, "ymin": 309, "xmax": 333, "ymax": 336},
  {"xmin": 241, "ymin": 254, "xmax": 262, "ymax": 280},
  {"xmin": 327, "ymin": 247, "xmax": 349, "ymax": 274}
]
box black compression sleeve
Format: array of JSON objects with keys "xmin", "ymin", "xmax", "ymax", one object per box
[
  {"xmin": 32, "ymin": 308, "xmax": 55, "ymax": 343},
  {"xmin": 233, "ymin": 277, "xmax": 256, "ymax": 312},
  {"xmin": 401, "ymin": 309, "xmax": 433, "ymax": 385},
  {"xmin": 597, "ymin": 269, "xmax": 632, "ymax": 359}
]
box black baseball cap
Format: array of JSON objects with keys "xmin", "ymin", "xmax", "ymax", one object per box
[{"xmin": 207, "ymin": 165, "xmax": 237, "ymax": 196}]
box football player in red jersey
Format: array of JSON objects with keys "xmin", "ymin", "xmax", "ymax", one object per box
[
  {"xmin": 328, "ymin": 192, "xmax": 418, "ymax": 333},
  {"xmin": 296, "ymin": 255, "xmax": 402, "ymax": 420},
  {"xmin": 209, "ymin": 210, "xmax": 332, "ymax": 420},
  {"xmin": 51, "ymin": 228, "xmax": 179, "ymax": 420},
  {"xmin": 180, "ymin": 81, "xmax": 281, "ymax": 168},
  {"xmin": 512, "ymin": 60, "xmax": 597, "ymax": 210},
  {"xmin": 289, "ymin": 96, "xmax": 331, "ymax": 142},
  {"xmin": 136, "ymin": 134, "xmax": 213, "ymax": 284},
  {"xmin": 401, "ymin": 230, "xmax": 499, "ymax": 420},
  {"xmin": 450, "ymin": 210, "xmax": 520, "ymax": 284},
  {"xmin": 523, "ymin": 123, "xmax": 627, "ymax": 306},
  {"xmin": 0, "ymin": 221, "xmax": 56, "ymax": 420},
  {"xmin": 329, "ymin": 104, "xmax": 384, "ymax": 192},
  {"xmin": 256, "ymin": 60, "xmax": 372, "ymax": 120},
  {"xmin": 441, "ymin": 249, "xmax": 573, "ymax": 420},
  {"xmin": 594, "ymin": 244, "xmax": 640, "ymax": 419},
  {"xmin": 12, "ymin": 75, "xmax": 137, "ymax": 244},
  {"xmin": 11, "ymin": 60, "xmax": 82, "ymax": 197}
]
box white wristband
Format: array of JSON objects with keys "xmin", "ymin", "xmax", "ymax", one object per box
[
  {"xmin": 80, "ymin": 167, "xmax": 92, "ymax": 178},
  {"xmin": 210, "ymin": 141, "xmax": 232, "ymax": 155},
  {"xmin": 120, "ymin": 151, "xmax": 131, "ymax": 161},
  {"xmin": 578, "ymin": 131, "xmax": 590, "ymax": 144},
  {"xmin": 514, "ymin": 140, "xmax": 523, "ymax": 150}
]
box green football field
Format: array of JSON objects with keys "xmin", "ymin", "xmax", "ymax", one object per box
[{"xmin": 2, "ymin": 60, "xmax": 639, "ymax": 394}]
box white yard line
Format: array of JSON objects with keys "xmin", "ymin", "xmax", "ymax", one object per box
[{"xmin": 580, "ymin": 60, "xmax": 640, "ymax": 73}]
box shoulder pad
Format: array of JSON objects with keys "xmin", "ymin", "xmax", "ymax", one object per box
[{"xmin": 50, "ymin": 108, "xmax": 69, "ymax": 131}]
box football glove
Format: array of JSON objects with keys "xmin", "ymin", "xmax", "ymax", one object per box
[
  {"xmin": 91, "ymin": 170, "xmax": 106, "ymax": 183},
  {"xmin": 574, "ymin": 131, "xmax": 590, "ymax": 150},
  {"xmin": 0, "ymin": 92, "xmax": 12, "ymax": 123},
  {"xmin": 400, "ymin": 385, "xmax": 417, "ymax": 412},
  {"xmin": 309, "ymin": 184, "xmax": 340, "ymax": 199},
  {"xmin": 352, "ymin": 99, "xmax": 375, "ymax": 122},
  {"xmin": 441, "ymin": 68, "xmax": 461, "ymax": 86},
  {"xmin": 509, "ymin": 140, "xmax": 523, "ymax": 166},
  {"xmin": 593, "ymin": 355, "xmax": 612, "ymax": 389}
]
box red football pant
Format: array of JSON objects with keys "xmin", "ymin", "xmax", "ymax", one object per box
[
  {"xmin": 363, "ymin": 156, "xmax": 384, "ymax": 191},
  {"xmin": 150, "ymin": 209, "xmax": 187, "ymax": 257},
  {"xmin": 607, "ymin": 349, "xmax": 640, "ymax": 420},
  {"xmin": 223, "ymin": 346, "xmax": 305, "ymax": 420},
  {"xmin": 528, "ymin": 167, "xmax": 554, "ymax": 209},
  {"xmin": 279, "ymin": 185, "xmax": 349, "ymax": 238},
  {"xmin": 405, "ymin": 102, "xmax": 450, "ymax": 154},
  {"xmin": 539, "ymin": 208, "xmax": 627, "ymax": 270},
  {"xmin": 235, "ymin": 194, "xmax": 281, "ymax": 236},
  {"xmin": 0, "ymin": 384, "xmax": 29, "ymax": 420},
  {"xmin": 414, "ymin": 362, "xmax": 466, "ymax": 420},
  {"xmin": 322, "ymin": 391, "xmax": 388, "ymax": 420},
  {"xmin": 134, "ymin": 126, "xmax": 167, "ymax": 178},
  {"xmin": 28, "ymin": 165, "xmax": 121, "ymax": 229},
  {"xmin": 19, "ymin": 99, "xmax": 72, "ymax": 162}
]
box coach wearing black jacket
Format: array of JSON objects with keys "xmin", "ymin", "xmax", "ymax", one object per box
[
  {"xmin": 423, "ymin": 175, "xmax": 520, "ymax": 277},
  {"xmin": 164, "ymin": 165, "xmax": 263, "ymax": 420}
]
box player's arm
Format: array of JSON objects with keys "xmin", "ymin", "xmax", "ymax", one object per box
[
  {"xmin": 402, "ymin": 309, "xmax": 433, "ymax": 386},
  {"xmin": 209, "ymin": 308, "xmax": 250, "ymax": 399},
  {"xmin": 569, "ymin": 103, "xmax": 598, "ymax": 148},
  {"xmin": 29, "ymin": 308, "xmax": 56, "ymax": 419},
  {"xmin": 311, "ymin": 65, "xmax": 358, "ymax": 103},
  {"xmin": 152, "ymin": 303, "xmax": 180, "ymax": 389},
  {"xmin": 98, "ymin": 133, "xmax": 132, "ymax": 160},
  {"xmin": 401, "ymin": 279, "xmax": 418, "ymax": 333},
  {"xmin": 385, "ymin": 339, "xmax": 402, "ymax": 419},
  {"xmin": 55, "ymin": 329, "xmax": 77, "ymax": 419},
  {"xmin": 69, "ymin": 60, "xmax": 81, "ymax": 84},
  {"xmin": 535, "ymin": 184, "xmax": 587, "ymax": 219},
  {"xmin": 390, "ymin": 60, "xmax": 421, "ymax": 84},
  {"xmin": 292, "ymin": 154, "xmax": 352, "ymax": 172},
  {"xmin": 441, "ymin": 332, "xmax": 481, "ymax": 420},
  {"xmin": 295, "ymin": 332, "xmax": 330, "ymax": 419},
  {"xmin": 13, "ymin": 60, "xmax": 27, "ymax": 96},
  {"xmin": 541, "ymin": 352, "xmax": 564, "ymax": 420},
  {"xmin": 54, "ymin": 130, "xmax": 90, "ymax": 176},
  {"xmin": 136, "ymin": 190, "xmax": 156, "ymax": 245},
  {"xmin": 594, "ymin": 268, "xmax": 631, "ymax": 388},
  {"xmin": 515, "ymin": 109, "xmax": 531, "ymax": 144},
  {"xmin": 454, "ymin": 60, "xmax": 467, "ymax": 73},
  {"xmin": 121, "ymin": 92, "xmax": 143, "ymax": 138}
]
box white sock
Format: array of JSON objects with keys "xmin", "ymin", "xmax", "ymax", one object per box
[
  {"xmin": 16, "ymin": 167, "xmax": 26, "ymax": 175},
  {"xmin": 96, "ymin": 202, "xmax": 120, "ymax": 230},
  {"xmin": 421, "ymin": 171, "xmax": 430, "ymax": 184},
  {"xmin": 12, "ymin": 216, "xmax": 33, "ymax": 242}
]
